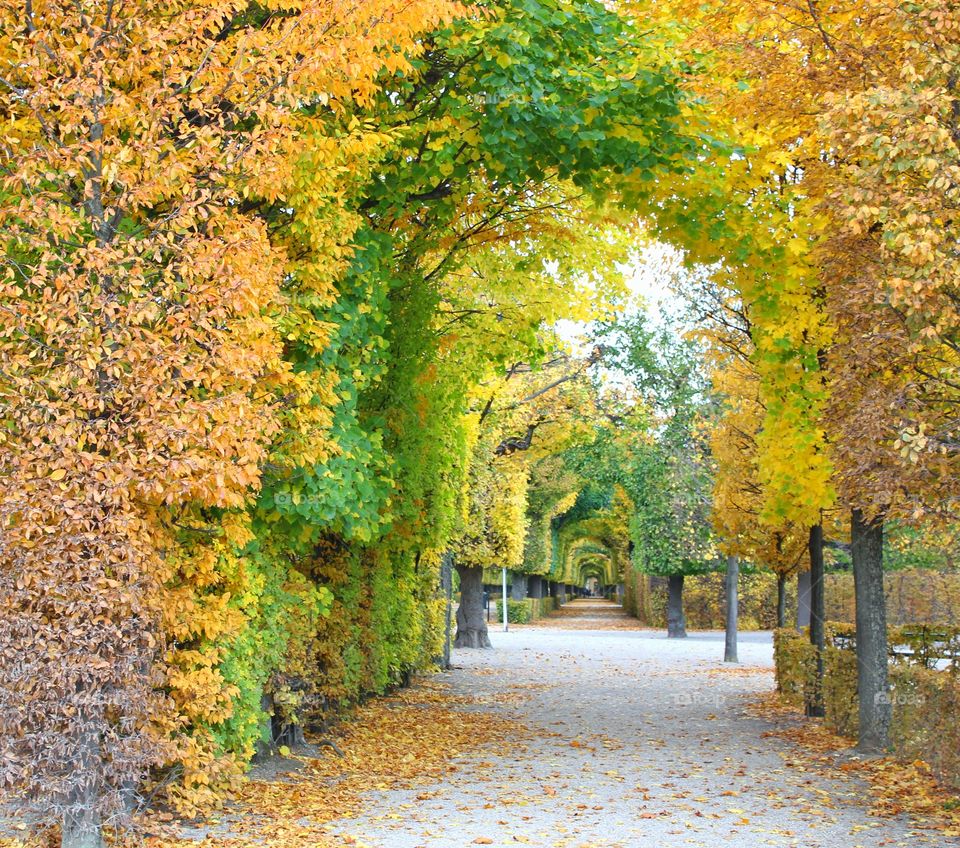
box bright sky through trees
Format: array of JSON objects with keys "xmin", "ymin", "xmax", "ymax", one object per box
[{"xmin": 2, "ymin": 0, "xmax": 959, "ymax": 845}]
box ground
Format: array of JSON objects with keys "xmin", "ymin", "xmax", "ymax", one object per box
[
  {"xmin": 6, "ymin": 600, "xmax": 957, "ymax": 848},
  {"xmin": 315, "ymin": 600, "xmax": 951, "ymax": 848}
]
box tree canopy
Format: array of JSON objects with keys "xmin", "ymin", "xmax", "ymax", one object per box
[{"xmin": 3, "ymin": 0, "xmax": 960, "ymax": 842}]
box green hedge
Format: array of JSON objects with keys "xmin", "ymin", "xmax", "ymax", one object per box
[
  {"xmin": 497, "ymin": 598, "xmax": 534, "ymax": 624},
  {"xmin": 537, "ymin": 596, "xmax": 558, "ymax": 617},
  {"xmin": 774, "ymin": 625, "xmax": 960, "ymax": 790},
  {"xmin": 494, "ymin": 595, "xmax": 560, "ymax": 623}
]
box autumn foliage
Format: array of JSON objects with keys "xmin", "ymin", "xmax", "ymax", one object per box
[
  {"xmin": 0, "ymin": 0, "xmax": 453, "ymax": 836},
  {"xmin": 0, "ymin": 0, "xmax": 706, "ymax": 841},
  {"xmin": 3, "ymin": 0, "xmax": 960, "ymax": 842}
]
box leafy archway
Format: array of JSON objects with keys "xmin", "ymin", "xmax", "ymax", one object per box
[{"xmin": 1, "ymin": 0, "xmax": 943, "ymax": 840}]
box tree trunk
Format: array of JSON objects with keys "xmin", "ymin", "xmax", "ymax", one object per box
[
  {"xmin": 776, "ymin": 573, "xmax": 787, "ymax": 628},
  {"xmin": 441, "ymin": 552, "xmax": 454, "ymax": 668},
  {"xmin": 529, "ymin": 575, "xmax": 543, "ymax": 599},
  {"xmin": 666, "ymin": 573, "xmax": 687, "ymax": 638},
  {"xmin": 852, "ymin": 508, "xmax": 891, "ymax": 754},
  {"xmin": 61, "ymin": 723, "xmax": 106, "ymax": 848},
  {"xmin": 454, "ymin": 564, "xmax": 492, "ymax": 649},
  {"xmin": 806, "ymin": 524, "xmax": 825, "ymax": 717},
  {"xmin": 62, "ymin": 743, "xmax": 105, "ymax": 848},
  {"xmin": 796, "ymin": 569, "xmax": 811, "ymax": 630},
  {"xmin": 63, "ymin": 807, "xmax": 105, "ymax": 848},
  {"xmin": 510, "ymin": 572, "xmax": 528, "ymax": 601},
  {"xmin": 724, "ymin": 555, "xmax": 739, "ymax": 662}
]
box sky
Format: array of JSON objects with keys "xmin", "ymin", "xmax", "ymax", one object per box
[{"xmin": 554, "ymin": 240, "xmax": 688, "ymax": 352}]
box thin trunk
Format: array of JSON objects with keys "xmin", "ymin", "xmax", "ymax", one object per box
[
  {"xmin": 63, "ymin": 72, "xmax": 110, "ymax": 848},
  {"xmin": 724, "ymin": 555, "xmax": 739, "ymax": 662},
  {"xmin": 510, "ymin": 572, "xmax": 528, "ymax": 601},
  {"xmin": 62, "ymin": 808, "xmax": 105, "ymax": 848},
  {"xmin": 806, "ymin": 524, "xmax": 825, "ymax": 717},
  {"xmin": 441, "ymin": 552, "xmax": 454, "ymax": 669},
  {"xmin": 666, "ymin": 573, "xmax": 687, "ymax": 638},
  {"xmin": 796, "ymin": 569, "xmax": 812, "ymax": 630},
  {"xmin": 62, "ymin": 733, "xmax": 106, "ymax": 848},
  {"xmin": 776, "ymin": 573, "xmax": 787, "ymax": 628},
  {"xmin": 852, "ymin": 508, "xmax": 891, "ymax": 753},
  {"xmin": 454, "ymin": 564, "xmax": 492, "ymax": 649}
]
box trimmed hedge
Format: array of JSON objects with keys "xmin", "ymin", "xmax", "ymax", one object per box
[
  {"xmin": 494, "ymin": 595, "xmax": 560, "ymax": 623},
  {"xmin": 775, "ymin": 625, "xmax": 960, "ymax": 790},
  {"xmin": 625, "ymin": 570, "xmax": 793, "ymax": 630},
  {"xmin": 891, "ymin": 664, "xmax": 960, "ymax": 788},
  {"xmin": 627, "ymin": 568, "xmax": 960, "ymax": 631},
  {"xmin": 497, "ymin": 598, "xmax": 534, "ymax": 624},
  {"xmin": 772, "ymin": 627, "xmax": 817, "ymax": 707},
  {"xmin": 537, "ymin": 596, "xmax": 559, "ymax": 617},
  {"xmin": 825, "ymin": 570, "xmax": 960, "ymax": 626}
]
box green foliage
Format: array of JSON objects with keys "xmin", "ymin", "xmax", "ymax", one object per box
[
  {"xmin": 366, "ymin": 0, "xmax": 699, "ymax": 222},
  {"xmin": 259, "ymin": 229, "xmax": 396, "ymax": 545},
  {"xmin": 261, "ymin": 0, "xmax": 701, "ymax": 735},
  {"xmin": 567, "ymin": 315, "xmax": 719, "ymax": 581},
  {"xmin": 626, "ymin": 442, "xmax": 717, "ymax": 578},
  {"xmin": 883, "ymin": 524, "xmax": 959, "ymax": 572},
  {"xmin": 308, "ymin": 542, "xmax": 445, "ymax": 711},
  {"xmin": 214, "ymin": 548, "xmax": 332, "ymax": 758},
  {"xmin": 522, "ymin": 457, "xmax": 581, "ymax": 576},
  {"xmin": 497, "ymin": 598, "xmax": 534, "ymax": 624}
]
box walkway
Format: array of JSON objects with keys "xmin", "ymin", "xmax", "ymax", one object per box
[
  {"xmin": 526, "ymin": 597, "xmax": 638, "ymax": 628},
  {"xmin": 323, "ymin": 599, "xmax": 950, "ymax": 847}
]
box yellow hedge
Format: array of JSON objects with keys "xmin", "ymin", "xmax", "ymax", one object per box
[{"xmin": 775, "ymin": 625, "xmax": 960, "ymax": 790}]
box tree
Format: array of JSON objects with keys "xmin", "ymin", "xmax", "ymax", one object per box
[
  {"xmin": 0, "ymin": 0, "xmax": 455, "ymax": 841},
  {"xmin": 661, "ymin": 0, "xmax": 960, "ymax": 749},
  {"xmin": 522, "ymin": 457, "xmax": 582, "ymax": 589},
  {"xmin": 594, "ymin": 314, "xmax": 719, "ymax": 638},
  {"xmin": 687, "ymin": 279, "xmax": 808, "ymax": 628},
  {"xmin": 453, "ymin": 348, "xmax": 603, "ymax": 645},
  {"xmin": 724, "ymin": 554, "xmax": 739, "ymax": 663},
  {"xmin": 452, "ymin": 438, "xmax": 527, "ymax": 648}
]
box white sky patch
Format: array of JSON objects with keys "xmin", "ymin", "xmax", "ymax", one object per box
[{"xmin": 554, "ymin": 240, "xmax": 688, "ymax": 352}]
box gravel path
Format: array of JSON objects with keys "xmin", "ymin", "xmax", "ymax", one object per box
[{"xmin": 325, "ymin": 600, "xmax": 953, "ymax": 848}]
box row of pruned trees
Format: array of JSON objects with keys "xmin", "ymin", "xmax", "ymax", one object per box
[
  {"xmin": 0, "ymin": 0, "xmax": 705, "ymax": 845},
  {"xmin": 658, "ymin": 0, "xmax": 960, "ymax": 754}
]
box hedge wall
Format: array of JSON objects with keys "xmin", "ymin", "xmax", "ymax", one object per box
[
  {"xmin": 625, "ymin": 570, "xmax": 791, "ymax": 630},
  {"xmin": 824, "ymin": 570, "xmax": 960, "ymax": 626},
  {"xmin": 496, "ymin": 595, "xmax": 560, "ymax": 624},
  {"xmin": 625, "ymin": 568, "xmax": 960, "ymax": 631},
  {"xmin": 774, "ymin": 625, "xmax": 960, "ymax": 790}
]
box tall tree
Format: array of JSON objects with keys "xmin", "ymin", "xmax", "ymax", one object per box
[
  {"xmin": 0, "ymin": 0, "xmax": 455, "ymax": 841},
  {"xmin": 595, "ymin": 314, "xmax": 719, "ymax": 637}
]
